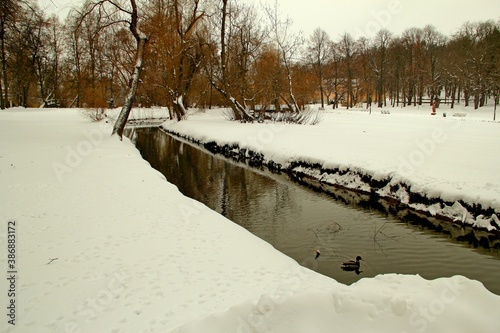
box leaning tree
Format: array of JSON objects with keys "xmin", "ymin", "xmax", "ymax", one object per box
[
  {"xmin": 78, "ymin": 0, "xmax": 148, "ymax": 139},
  {"xmin": 208, "ymin": 0, "xmax": 255, "ymax": 121}
]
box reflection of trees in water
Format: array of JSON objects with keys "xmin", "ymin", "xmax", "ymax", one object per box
[
  {"xmin": 133, "ymin": 128, "xmax": 500, "ymax": 253},
  {"xmin": 134, "ymin": 129, "xmax": 303, "ymax": 239},
  {"xmin": 130, "ymin": 128, "xmax": 500, "ymax": 295}
]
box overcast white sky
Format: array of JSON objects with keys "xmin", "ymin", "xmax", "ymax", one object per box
[{"xmin": 40, "ymin": 0, "xmax": 500, "ymax": 39}]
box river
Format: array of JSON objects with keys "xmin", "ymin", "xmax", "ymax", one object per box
[{"xmin": 127, "ymin": 127, "xmax": 500, "ymax": 295}]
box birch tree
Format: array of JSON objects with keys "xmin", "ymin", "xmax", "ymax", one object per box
[
  {"xmin": 111, "ymin": 0, "xmax": 148, "ymax": 138},
  {"xmin": 265, "ymin": 0, "xmax": 302, "ymax": 112},
  {"xmin": 77, "ymin": 0, "xmax": 149, "ymax": 138},
  {"xmin": 307, "ymin": 28, "xmax": 331, "ymax": 109}
]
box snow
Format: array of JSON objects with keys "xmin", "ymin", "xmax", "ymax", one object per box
[
  {"xmin": 1, "ymin": 107, "xmax": 500, "ymax": 333},
  {"xmin": 161, "ymin": 105, "xmax": 500, "ymax": 231},
  {"xmin": 174, "ymin": 274, "xmax": 500, "ymax": 333}
]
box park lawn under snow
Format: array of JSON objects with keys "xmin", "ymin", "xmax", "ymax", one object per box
[
  {"xmin": 162, "ymin": 105, "xmax": 500, "ymax": 231},
  {"xmin": 1, "ymin": 107, "xmax": 500, "ymax": 333}
]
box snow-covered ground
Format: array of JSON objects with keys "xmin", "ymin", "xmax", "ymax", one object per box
[
  {"xmin": 162, "ymin": 104, "xmax": 500, "ymax": 232},
  {"xmin": 1, "ymin": 107, "xmax": 500, "ymax": 333}
]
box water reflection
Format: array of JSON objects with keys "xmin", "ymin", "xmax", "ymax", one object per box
[{"xmin": 128, "ymin": 127, "xmax": 500, "ymax": 295}]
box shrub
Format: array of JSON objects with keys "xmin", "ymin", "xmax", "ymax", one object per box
[{"xmin": 82, "ymin": 108, "xmax": 107, "ymax": 122}]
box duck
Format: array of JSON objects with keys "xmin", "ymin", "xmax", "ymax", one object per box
[{"xmin": 341, "ymin": 256, "xmax": 362, "ymax": 270}]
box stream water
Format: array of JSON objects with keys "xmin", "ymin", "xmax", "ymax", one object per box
[{"xmin": 127, "ymin": 127, "xmax": 500, "ymax": 295}]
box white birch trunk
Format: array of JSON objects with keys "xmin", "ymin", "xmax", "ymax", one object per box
[{"xmin": 112, "ymin": 35, "xmax": 147, "ymax": 138}]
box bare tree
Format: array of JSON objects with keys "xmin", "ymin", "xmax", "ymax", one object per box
[
  {"xmin": 307, "ymin": 27, "xmax": 331, "ymax": 109},
  {"xmin": 356, "ymin": 36, "xmax": 373, "ymax": 108},
  {"xmin": 227, "ymin": 3, "xmax": 267, "ymax": 110},
  {"xmin": 324, "ymin": 42, "xmax": 342, "ymax": 108},
  {"xmin": 371, "ymin": 29, "xmax": 392, "ymax": 107},
  {"xmin": 422, "ymin": 25, "xmax": 445, "ymax": 105},
  {"xmin": 252, "ymin": 45, "xmax": 282, "ymax": 113},
  {"xmin": 0, "ymin": 0, "xmax": 21, "ymax": 108},
  {"xmin": 8, "ymin": 3, "xmax": 48, "ymax": 107},
  {"xmin": 76, "ymin": 0, "xmax": 149, "ymax": 138},
  {"xmin": 110, "ymin": 0, "xmax": 148, "ymax": 137},
  {"xmin": 265, "ymin": 0, "xmax": 302, "ymax": 112},
  {"xmin": 47, "ymin": 16, "xmax": 63, "ymax": 106},
  {"xmin": 65, "ymin": 10, "xmax": 83, "ymax": 107},
  {"xmin": 208, "ymin": 0, "xmax": 254, "ymax": 121},
  {"xmin": 457, "ymin": 21, "xmax": 499, "ymax": 109},
  {"xmin": 339, "ymin": 32, "xmax": 356, "ymax": 109},
  {"xmin": 149, "ymin": 0, "xmax": 206, "ymax": 120}
]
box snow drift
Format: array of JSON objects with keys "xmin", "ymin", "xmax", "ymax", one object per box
[{"xmin": 1, "ymin": 107, "xmax": 499, "ymax": 333}]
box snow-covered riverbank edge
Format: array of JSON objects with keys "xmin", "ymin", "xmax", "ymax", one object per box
[
  {"xmin": 161, "ymin": 106, "xmax": 500, "ymax": 234},
  {"xmin": 2, "ymin": 108, "xmax": 500, "ymax": 333},
  {"xmin": 0, "ymin": 108, "xmax": 334, "ymax": 332}
]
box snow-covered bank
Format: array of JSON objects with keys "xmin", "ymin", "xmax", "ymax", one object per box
[
  {"xmin": 1, "ymin": 108, "xmax": 500, "ymax": 333},
  {"xmin": 161, "ymin": 106, "xmax": 500, "ymax": 233},
  {"xmin": 174, "ymin": 274, "xmax": 500, "ymax": 333},
  {"xmin": 0, "ymin": 108, "xmax": 330, "ymax": 332}
]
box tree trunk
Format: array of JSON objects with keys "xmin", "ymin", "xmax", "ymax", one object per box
[
  {"xmin": 112, "ymin": 36, "xmax": 147, "ymax": 138},
  {"xmin": 211, "ymin": 81, "xmax": 253, "ymax": 120},
  {"xmin": 494, "ymin": 94, "xmax": 498, "ymax": 121},
  {"xmin": 285, "ymin": 69, "xmax": 300, "ymax": 112},
  {"xmin": 1, "ymin": 15, "xmax": 8, "ymax": 109},
  {"xmin": 0, "ymin": 17, "xmax": 3, "ymax": 109},
  {"xmin": 112, "ymin": 0, "xmax": 148, "ymax": 138},
  {"xmin": 464, "ymin": 86, "xmax": 469, "ymax": 107},
  {"xmin": 173, "ymin": 94, "xmax": 187, "ymax": 120},
  {"xmin": 208, "ymin": 82, "xmax": 213, "ymax": 110},
  {"xmin": 320, "ymin": 84, "xmax": 324, "ymax": 109},
  {"xmin": 474, "ymin": 92, "xmax": 479, "ymax": 110},
  {"xmin": 377, "ymin": 83, "xmax": 383, "ymax": 108},
  {"xmin": 73, "ymin": 31, "xmax": 82, "ymax": 108},
  {"xmin": 450, "ymin": 84, "xmax": 456, "ymax": 109},
  {"xmin": 214, "ymin": 0, "xmax": 253, "ymax": 122},
  {"xmin": 396, "ymin": 78, "xmax": 400, "ymax": 107}
]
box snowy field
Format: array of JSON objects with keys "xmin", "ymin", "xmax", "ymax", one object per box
[
  {"xmin": 162, "ymin": 104, "xmax": 500, "ymax": 232},
  {"xmin": 1, "ymin": 107, "xmax": 500, "ymax": 333}
]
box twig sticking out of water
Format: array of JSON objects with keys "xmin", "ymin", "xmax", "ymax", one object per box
[
  {"xmin": 373, "ymin": 222, "xmax": 388, "ymax": 239},
  {"xmin": 373, "ymin": 222, "xmax": 398, "ymax": 241},
  {"xmin": 308, "ymin": 222, "xmax": 343, "ymax": 245}
]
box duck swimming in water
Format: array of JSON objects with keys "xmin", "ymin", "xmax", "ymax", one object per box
[{"xmin": 341, "ymin": 256, "xmax": 362, "ymax": 270}]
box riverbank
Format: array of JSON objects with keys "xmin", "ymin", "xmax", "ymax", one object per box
[
  {"xmin": 1, "ymin": 108, "xmax": 500, "ymax": 333},
  {"xmin": 161, "ymin": 105, "xmax": 500, "ymax": 234}
]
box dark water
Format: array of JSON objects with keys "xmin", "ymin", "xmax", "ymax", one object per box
[{"xmin": 128, "ymin": 127, "xmax": 500, "ymax": 295}]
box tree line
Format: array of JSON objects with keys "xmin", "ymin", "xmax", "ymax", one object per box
[{"xmin": 1, "ymin": 0, "xmax": 499, "ymax": 121}]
